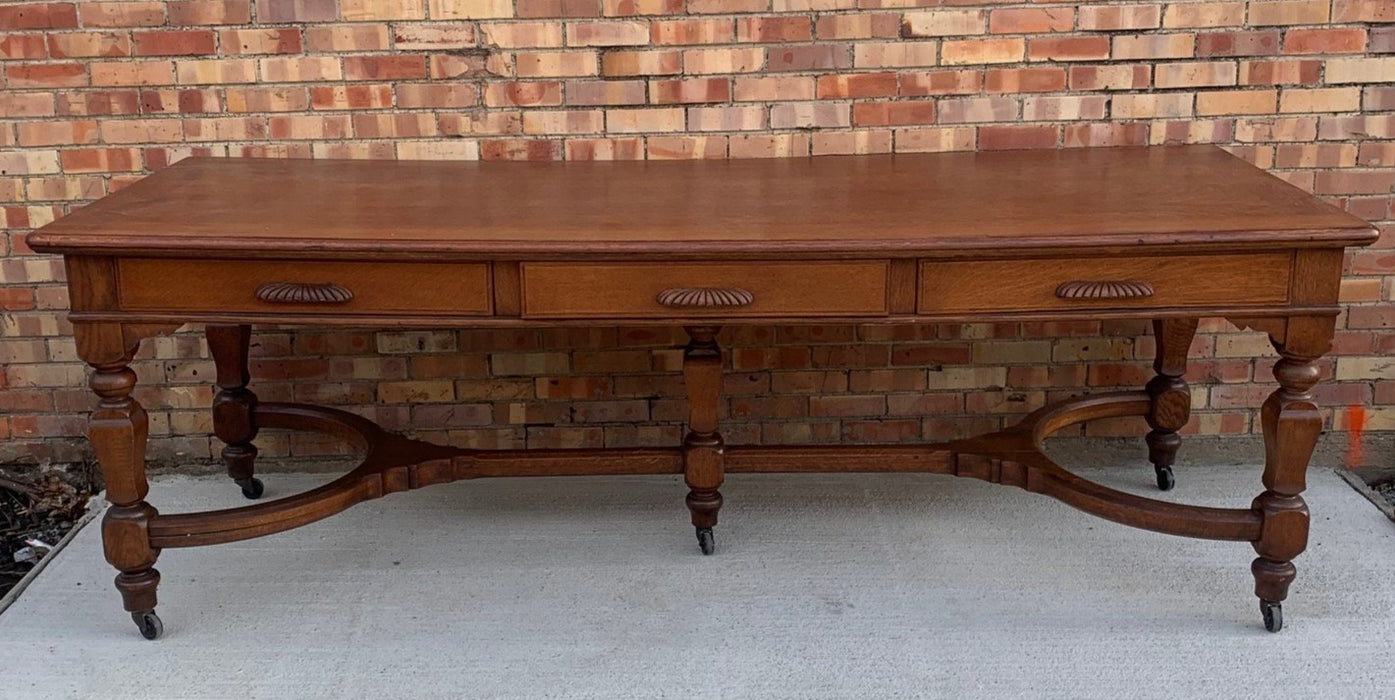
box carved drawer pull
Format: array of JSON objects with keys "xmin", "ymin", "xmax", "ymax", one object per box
[
  {"xmin": 656, "ymin": 286, "xmax": 755, "ymax": 308},
  {"xmin": 1055, "ymin": 280, "xmax": 1155, "ymax": 300},
  {"xmin": 255, "ymin": 281, "xmax": 354, "ymax": 304}
]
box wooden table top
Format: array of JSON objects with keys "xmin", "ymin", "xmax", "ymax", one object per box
[{"xmin": 27, "ymin": 145, "xmax": 1376, "ymax": 259}]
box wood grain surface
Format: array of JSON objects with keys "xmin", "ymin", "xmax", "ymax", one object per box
[{"xmin": 27, "ymin": 146, "xmax": 1377, "ymax": 259}]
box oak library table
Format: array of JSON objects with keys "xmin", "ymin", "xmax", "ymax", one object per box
[{"xmin": 26, "ymin": 145, "xmax": 1377, "ymax": 640}]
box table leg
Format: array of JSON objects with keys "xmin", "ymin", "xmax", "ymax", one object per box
[
  {"xmin": 682, "ymin": 325, "xmax": 724, "ymax": 555},
  {"xmin": 208, "ymin": 324, "xmax": 263, "ymax": 499},
  {"xmin": 1145, "ymin": 318, "xmax": 1198, "ymax": 491},
  {"xmin": 80, "ymin": 326, "xmax": 163, "ymax": 639},
  {"xmin": 1251, "ymin": 318, "xmax": 1329, "ymax": 633}
]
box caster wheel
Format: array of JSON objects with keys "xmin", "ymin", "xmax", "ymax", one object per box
[
  {"xmin": 239, "ymin": 478, "xmax": 264, "ymax": 500},
  {"xmin": 696, "ymin": 527, "xmax": 715, "ymax": 556},
  {"xmin": 132, "ymin": 610, "xmax": 163, "ymax": 640},
  {"xmin": 1155, "ymin": 466, "xmax": 1175, "ymax": 491},
  {"xmin": 1261, "ymin": 601, "xmax": 1282, "ymax": 633}
]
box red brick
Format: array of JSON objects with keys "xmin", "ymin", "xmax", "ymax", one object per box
[
  {"xmin": 344, "ymin": 55, "xmax": 428, "ymax": 80},
  {"xmin": 815, "ymin": 13, "xmax": 898, "ymax": 40},
  {"xmin": 978, "ymin": 124, "xmax": 1059, "ymax": 150},
  {"xmin": 58, "ymin": 148, "xmax": 142, "ymax": 172},
  {"xmin": 989, "ymin": 7, "xmax": 1074, "ymax": 34},
  {"xmin": 1367, "ymin": 27, "xmax": 1395, "ymax": 53},
  {"xmin": 311, "ymin": 84, "xmax": 395, "ymax": 109},
  {"xmin": 651, "ymin": 77, "xmax": 731, "ymax": 104},
  {"xmin": 168, "ymin": 0, "xmax": 251, "ymax": 24},
  {"xmin": 55, "ymin": 90, "xmax": 141, "ymax": 116},
  {"xmin": 1068, "ymin": 64, "xmax": 1151, "ymax": 91},
  {"xmin": 46, "ymin": 32, "xmax": 131, "ymax": 58},
  {"xmin": 768, "ymin": 45, "xmax": 851, "ymax": 72},
  {"xmin": 984, "ymin": 67, "xmax": 1066, "ymax": 93},
  {"xmin": 5, "ymin": 63, "xmax": 87, "ymax": 88},
  {"xmin": 1284, "ymin": 28, "xmax": 1368, "ymax": 55},
  {"xmin": 133, "ymin": 30, "xmax": 217, "ymax": 56},
  {"xmin": 219, "ymin": 28, "xmax": 303, "ymax": 55},
  {"xmin": 1079, "ymin": 4, "xmax": 1161, "ymax": 30},
  {"xmin": 1028, "ymin": 36, "xmax": 1110, "ymax": 61},
  {"xmin": 1195, "ymin": 30, "xmax": 1279, "ymax": 57},
  {"xmin": 651, "ymin": 19, "xmax": 734, "ymax": 45},
  {"xmin": 0, "ymin": 2, "xmax": 78, "ymax": 29},
  {"xmin": 568, "ymin": 21, "xmax": 650, "ymax": 46},
  {"xmin": 687, "ymin": 0, "xmax": 766, "ymax": 13},
  {"xmin": 138, "ymin": 88, "xmax": 222, "ymax": 113},
  {"xmin": 817, "ymin": 73, "xmax": 897, "ymax": 99},
  {"xmin": 1, "ymin": 34, "xmax": 50, "ymax": 59},
  {"xmin": 851, "ymin": 101, "xmax": 936, "ymax": 127},
  {"xmin": 79, "ymin": 2, "xmax": 166, "ymax": 27},
  {"xmin": 737, "ymin": 16, "xmax": 813, "ymax": 42},
  {"xmin": 1334, "ymin": 0, "xmax": 1395, "ymax": 22},
  {"xmin": 517, "ymin": 0, "xmax": 601, "ymax": 18},
  {"xmin": 898, "ymin": 70, "xmax": 980, "ymax": 96},
  {"xmin": 255, "ymin": 0, "xmax": 337, "ymax": 22},
  {"xmin": 485, "ymin": 81, "xmax": 564, "ymax": 107},
  {"xmin": 394, "ymin": 83, "xmax": 478, "ymax": 108}
]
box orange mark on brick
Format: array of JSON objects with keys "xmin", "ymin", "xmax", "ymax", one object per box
[{"xmin": 1347, "ymin": 404, "xmax": 1366, "ymax": 469}]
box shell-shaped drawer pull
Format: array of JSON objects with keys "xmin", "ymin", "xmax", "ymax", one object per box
[
  {"xmin": 656, "ymin": 286, "xmax": 755, "ymax": 308},
  {"xmin": 255, "ymin": 281, "xmax": 354, "ymax": 304},
  {"xmin": 1055, "ymin": 280, "xmax": 1155, "ymax": 300}
]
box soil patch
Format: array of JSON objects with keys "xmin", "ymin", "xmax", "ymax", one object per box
[{"xmin": 1, "ymin": 472, "xmax": 90, "ymax": 600}]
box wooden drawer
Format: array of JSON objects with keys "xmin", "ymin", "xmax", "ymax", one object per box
[
  {"xmin": 918, "ymin": 253, "xmax": 1292, "ymax": 314},
  {"xmin": 521, "ymin": 261, "xmax": 889, "ymax": 318},
  {"xmin": 117, "ymin": 259, "xmax": 492, "ymax": 315}
]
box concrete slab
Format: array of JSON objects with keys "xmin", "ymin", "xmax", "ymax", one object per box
[{"xmin": 2, "ymin": 465, "xmax": 1393, "ymax": 699}]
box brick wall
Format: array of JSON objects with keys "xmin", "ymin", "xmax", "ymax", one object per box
[{"xmin": 0, "ymin": 0, "xmax": 1392, "ymax": 472}]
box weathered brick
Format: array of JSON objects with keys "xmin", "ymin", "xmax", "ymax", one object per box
[
  {"xmin": 46, "ymin": 32, "xmax": 131, "ymax": 58},
  {"xmin": 1029, "ymin": 35, "xmax": 1109, "ymax": 61},
  {"xmin": 1195, "ymin": 30, "xmax": 1279, "ymax": 57},
  {"xmin": 989, "ymin": 8, "xmax": 1074, "ymax": 34},
  {"xmin": 340, "ymin": 0, "xmax": 425, "ymax": 19},
  {"xmin": 1154, "ymin": 60, "xmax": 1238, "ymax": 88},
  {"xmin": 852, "ymin": 101, "xmax": 935, "ymax": 126},
  {"xmin": 254, "ymin": 0, "xmax": 337, "ymax": 22},
  {"xmin": 1078, "ymin": 4, "xmax": 1161, "ymax": 30},
  {"xmin": 220, "ymin": 28, "xmax": 303, "ymax": 55},
  {"xmin": 568, "ymin": 20, "xmax": 650, "ymax": 46},
  {"xmin": 133, "ymin": 30, "xmax": 217, "ymax": 56},
  {"xmin": 1249, "ymin": 0, "xmax": 1330, "ymax": 25},
  {"xmin": 601, "ymin": 49, "xmax": 681, "ymax": 76},
  {"xmin": 684, "ymin": 47, "xmax": 764, "ymax": 73},
  {"xmin": 1326, "ymin": 57, "xmax": 1395, "ymax": 84},
  {"xmin": 738, "ymin": 16, "xmax": 813, "ymax": 42},
  {"xmin": 984, "ymin": 67, "xmax": 1067, "ymax": 93},
  {"xmin": 651, "ymin": 77, "xmax": 732, "ymax": 104},
  {"xmin": 428, "ymin": 0, "xmax": 512, "ymax": 18},
  {"xmin": 942, "ymin": 38, "xmax": 1023, "ymax": 64},
  {"xmin": 168, "ymin": 0, "xmax": 251, "ymax": 25},
  {"xmin": 0, "ymin": 2, "xmax": 78, "ymax": 29}
]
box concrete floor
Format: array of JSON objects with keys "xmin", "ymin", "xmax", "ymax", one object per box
[{"xmin": 2, "ymin": 464, "xmax": 1394, "ymax": 699}]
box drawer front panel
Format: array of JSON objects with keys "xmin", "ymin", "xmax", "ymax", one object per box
[
  {"xmin": 118, "ymin": 259, "xmax": 492, "ymax": 315},
  {"xmin": 919, "ymin": 253, "xmax": 1291, "ymax": 314},
  {"xmin": 521, "ymin": 262, "xmax": 889, "ymax": 318}
]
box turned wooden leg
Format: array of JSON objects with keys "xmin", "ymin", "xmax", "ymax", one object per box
[
  {"xmin": 80, "ymin": 327, "xmax": 163, "ymax": 639},
  {"xmin": 1145, "ymin": 318, "xmax": 1198, "ymax": 491},
  {"xmin": 682, "ymin": 325, "xmax": 724, "ymax": 555},
  {"xmin": 1251, "ymin": 319, "xmax": 1330, "ymax": 633},
  {"xmin": 208, "ymin": 324, "xmax": 263, "ymax": 499}
]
